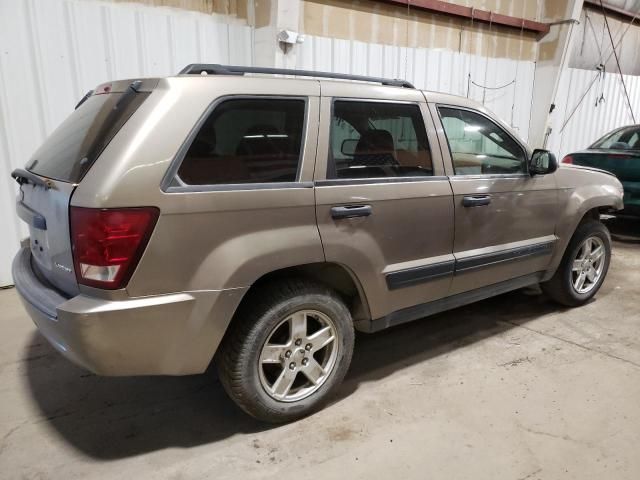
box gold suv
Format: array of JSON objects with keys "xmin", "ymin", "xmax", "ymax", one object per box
[{"xmin": 11, "ymin": 65, "xmax": 623, "ymax": 422}]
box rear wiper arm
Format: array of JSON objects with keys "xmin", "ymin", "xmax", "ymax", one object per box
[
  {"xmin": 74, "ymin": 89, "xmax": 93, "ymax": 110},
  {"xmin": 11, "ymin": 168, "xmax": 53, "ymax": 189}
]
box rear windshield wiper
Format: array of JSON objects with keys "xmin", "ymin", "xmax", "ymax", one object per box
[
  {"xmin": 74, "ymin": 90, "xmax": 94, "ymax": 110},
  {"xmin": 11, "ymin": 168, "xmax": 54, "ymax": 189}
]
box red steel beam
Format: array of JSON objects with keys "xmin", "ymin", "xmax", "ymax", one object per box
[{"xmin": 380, "ymin": 0, "xmax": 551, "ymax": 35}]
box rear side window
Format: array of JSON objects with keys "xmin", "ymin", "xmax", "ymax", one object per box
[
  {"xmin": 328, "ymin": 101, "xmax": 432, "ymax": 179},
  {"xmin": 27, "ymin": 91, "xmax": 149, "ymax": 183},
  {"xmin": 177, "ymin": 98, "xmax": 306, "ymax": 185}
]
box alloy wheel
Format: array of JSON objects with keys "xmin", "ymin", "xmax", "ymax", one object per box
[
  {"xmin": 258, "ymin": 309, "xmax": 339, "ymax": 402},
  {"xmin": 571, "ymin": 236, "xmax": 606, "ymax": 294}
]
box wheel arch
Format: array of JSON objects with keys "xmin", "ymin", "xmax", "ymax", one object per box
[
  {"xmin": 543, "ymin": 204, "xmax": 614, "ymax": 281},
  {"xmin": 232, "ymin": 262, "xmax": 372, "ymax": 329}
]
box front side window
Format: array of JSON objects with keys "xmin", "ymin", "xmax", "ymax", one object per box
[
  {"xmin": 178, "ymin": 98, "xmax": 306, "ymax": 185},
  {"xmin": 438, "ymin": 107, "xmax": 526, "ymax": 175},
  {"xmin": 328, "ymin": 101, "xmax": 433, "ymax": 179}
]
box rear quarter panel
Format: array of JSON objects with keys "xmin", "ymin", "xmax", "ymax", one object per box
[{"xmin": 72, "ymin": 77, "xmax": 325, "ymax": 296}]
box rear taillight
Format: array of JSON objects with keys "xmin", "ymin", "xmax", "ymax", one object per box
[
  {"xmin": 561, "ymin": 155, "xmax": 573, "ymax": 164},
  {"xmin": 70, "ymin": 207, "xmax": 159, "ymax": 290}
]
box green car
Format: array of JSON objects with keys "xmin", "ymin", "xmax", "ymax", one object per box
[{"xmin": 562, "ymin": 125, "xmax": 640, "ymax": 216}]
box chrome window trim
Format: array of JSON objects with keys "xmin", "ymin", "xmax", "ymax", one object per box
[
  {"xmin": 166, "ymin": 181, "xmax": 314, "ymax": 193},
  {"xmin": 449, "ymin": 173, "xmax": 530, "ymax": 181},
  {"xmin": 315, "ymin": 176, "xmax": 449, "ymax": 187}
]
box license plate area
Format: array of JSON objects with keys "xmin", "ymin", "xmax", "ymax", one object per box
[
  {"xmin": 29, "ymin": 227, "xmax": 51, "ymax": 269},
  {"xmin": 18, "ymin": 180, "xmax": 79, "ymax": 296}
]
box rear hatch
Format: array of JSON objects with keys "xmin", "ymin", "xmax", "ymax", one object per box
[
  {"xmin": 568, "ymin": 150, "xmax": 640, "ymax": 182},
  {"xmin": 13, "ymin": 79, "xmax": 157, "ymax": 296}
]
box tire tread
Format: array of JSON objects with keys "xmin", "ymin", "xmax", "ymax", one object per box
[
  {"xmin": 216, "ymin": 278, "xmax": 353, "ymax": 422},
  {"xmin": 542, "ymin": 220, "xmax": 611, "ymax": 307}
]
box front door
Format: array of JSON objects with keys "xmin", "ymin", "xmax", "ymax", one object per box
[
  {"xmin": 314, "ymin": 82, "xmax": 455, "ymax": 324},
  {"xmin": 433, "ymin": 105, "xmax": 559, "ymax": 295}
]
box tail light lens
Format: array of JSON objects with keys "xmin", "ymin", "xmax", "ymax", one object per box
[
  {"xmin": 561, "ymin": 155, "xmax": 573, "ymax": 164},
  {"xmin": 70, "ymin": 207, "xmax": 159, "ymax": 289}
]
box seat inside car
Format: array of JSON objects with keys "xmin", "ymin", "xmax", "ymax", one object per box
[{"xmin": 354, "ymin": 129, "xmax": 398, "ymax": 166}]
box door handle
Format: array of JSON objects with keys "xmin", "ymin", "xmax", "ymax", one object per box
[
  {"xmin": 331, "ymin": 205, "xmax": 372, "ymax": 219},
  {"xmin": 462, "ymin": 195, "xmax": 491, "ymax": 207}
]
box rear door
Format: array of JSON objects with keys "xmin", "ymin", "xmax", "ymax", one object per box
[
  {"xmin": 314, "ymin": 82, "xmax": 455, "ymax": 323},
  {"xmin": 14, "ymin": 79, "xmax": 155, "ymax": 296},
  {"xmin": 433, "ymin": 104, "xmax": 558, "ymax": 295}
]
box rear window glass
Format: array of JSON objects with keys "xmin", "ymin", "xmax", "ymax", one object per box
[
  {"xmin": 27, "ymin": 91, "xmax": 149, "ymax": 183},
  {"xmin": 177, "ymin": 98, "xmax": 306, "ymax": 185},
  {"xmin": 591, "ymin": 126, "xmax": 640, "ymax": 150}
]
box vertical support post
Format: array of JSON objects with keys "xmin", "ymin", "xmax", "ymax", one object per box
[
  {"xmin": 528, "ymin": 0, "xmax": 584, "ymax": 148},
  {"xmin": 252, "ymin": 0, "xmax": 302, "ymax": 68}
]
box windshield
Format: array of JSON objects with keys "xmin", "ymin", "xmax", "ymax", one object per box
[
  {"xmin": 590, "ymin": 126, "xmax": 640, "ymax": 150},
  {"xmin": 27, "ymin": 90, "xmax": 149, "ymax": 183}
]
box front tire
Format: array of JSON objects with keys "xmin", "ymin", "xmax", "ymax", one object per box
[
  {"xmin": 216, "ymin": 279, "xmax": 354, "ymax": 423},
  {"xmin": 541, "ymin": 221, "xmax": 611, "ymax": 307}
]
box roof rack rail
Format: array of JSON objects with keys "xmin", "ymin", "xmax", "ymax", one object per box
[{"xmin": 178, "ymin": 64, "xmax": 415, "ymax": 89}]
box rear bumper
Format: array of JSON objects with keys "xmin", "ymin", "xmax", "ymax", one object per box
[{"xmin": 12, "ymin": 247, "xmax": 247, "ymax": 375}]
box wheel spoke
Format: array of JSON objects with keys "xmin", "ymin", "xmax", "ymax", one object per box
[
  {"xmin": 586, "ymin": 269, "xmax": 597, "ymax": 282},
  {"xmin": 260, "ymin": 344, "xmax": 285, "ymax": 364},
  {"xmin": 572, "ymin": 259, "xmax": 583, "ymax": 272},
  {"xmin": 270, "ymin": 367, "xmax": 297, "ymax": 398},
  {"xmin": 575, "ymin": 272, "xmax": 587, "ymax": 291},
  {"xmin": 289, "ymin": 312, "xmax": 307, "ymax": 341},
  {"xmin": 584, "ymin": 238, "xmax": 593, "ymax": 254},
  {"xmin": 591, "ymin": 246, "xmax": 604, "ymax": 262},
  {"xmin": 307, "ymin": 326, "xmax": 335, "ymax": 350},
  {"xmin": 302, "ymin": 358, "xmax": 325, "ymax": 385}
]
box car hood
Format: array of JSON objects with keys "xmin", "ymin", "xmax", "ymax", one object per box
[
  {"xmin": 557, "ymin": 162, "xmax": 623, "ymax": 190},
  {"xmin": 555, "ymin": 164, "xmax": 624, "ymax": 211},
  {"xmin": 562, "ymin": 162, "xmax": 617, "ymax": 177}
]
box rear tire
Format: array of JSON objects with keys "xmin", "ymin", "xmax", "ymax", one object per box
[
  {"xmin": 541, "ymin": 221, "xmax": 611, "ymax": 307},
  {"xmin": 216, "ymin": 279, "xmax": 354, "ymax": 423}
]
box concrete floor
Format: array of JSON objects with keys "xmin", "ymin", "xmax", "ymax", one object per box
[{"xmin": 1, "ymin": 219, "xmax": 639, "ymax": 480}]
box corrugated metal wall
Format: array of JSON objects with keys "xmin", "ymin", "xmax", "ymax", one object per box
[
  {"xmin": 296, "ymin": 35, "xmax": 537, "ymax": 140},
  {"xmin": 570, "ymin": 7, "xmax": 640, "ymax": 76},
  {"xmin": 0, "ymin": 2, "xmax": 537, "ymax": 286},
  {"xmin": 0, "ymin": 0, "xmax": 253, "ymax": 286},
  {"xmin": 546, "ymin": 67, "xmax": 640, "ymax": 159},
  {"xmin": 300, "ymin": 0, "xmax": 540, "ymax": 62}
]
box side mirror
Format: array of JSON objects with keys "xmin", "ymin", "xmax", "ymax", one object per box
[
  {"xmin": 341, "ymin": 139, "xmax": 357, "ymax": 156},
  {"xmin": 529, "ymin": 149, "xmax": 558, "ymax": 175}
]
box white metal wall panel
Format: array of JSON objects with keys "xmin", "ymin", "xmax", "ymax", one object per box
[
  {"xmin": 0, "ymin": 0, "xmax": 253, "ymax": 286},
  {"xmin": 296, "ymin": 36, "xmax": 536, "ymax": 141},
  {"xmin": 546, "ymin": 67, "xmax": 640, "ymax": 160}
]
